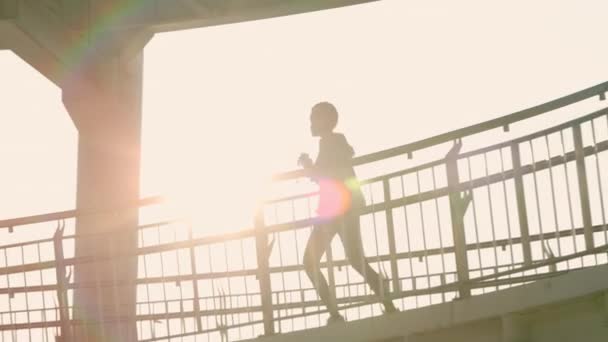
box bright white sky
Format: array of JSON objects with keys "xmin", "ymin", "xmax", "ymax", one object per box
[{"xmin": 2, "ymin": 0, "xmax": 608, "ymax": 234}]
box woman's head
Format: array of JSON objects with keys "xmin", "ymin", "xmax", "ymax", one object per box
[{"xmin": 310, "ymin": 102, "xmax": 338, "ymax": 137}]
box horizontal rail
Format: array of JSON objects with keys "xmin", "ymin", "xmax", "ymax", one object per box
[
  {"xmin": 0, "ymin": 196, "xmax": 165, "ymax": 230},
  {"xmin": 0, "ymin": 242, "xmax": 602, "ymax": 333},
  {"xmin": 2, "ymin": 220, "xmax": 606, "ymax": 294}
]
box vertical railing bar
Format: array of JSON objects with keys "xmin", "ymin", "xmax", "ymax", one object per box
[
  {"xmin": 529, "ymin": 140, "xmax": 547, "ymax": 258},
  {"xmin": 109, "ymin": 237, "xmax": 125, "ymax": 340},
  {"xmin": 286, "ymin": 291, "xmax": 293, "ymax": 332},
  {"xmin": 465, "ymin": 157, "xmax": 483, "ymax": 294},
  {"xmin": 157, "ymin": 226, "xmax": 171, "ymax": 339},
  {"xmin": 361, "ymin": 185, "xmax": 374, "ymax": 316},
  {"xmin": 53, "ymin": 226, "xmax": 71, "ymax": 342},
  {"xmin": 306, "ymin": 197, "xmax": 321, "ymax": 328},
  {"xmin": 544, "ymin": 134, "xmax": 563, "ymax": 257},
  {"xmin": 510, "ymin": 142, "xmax": 533, "ymax": 266},
  {"xmin": 498, "ymin": 148, "xmax": 516, "ymax": 285},
  {"xmin": 343, "ymin": 264, "xmax": 353, "ymax": 319},
  {"xmin": 273, "ymin": 206, "xmax": 287, "ymax": 332},
  {"xmin": 382, "ymin": 179, "xmax": 401, "ymax": 298},
  {"xmin": 573, "ymin": 124, "xmax": 595, "ymax": 250},
  {"xmin": 369, "ymin": 183, "xmax": 384, "ymax": 308},
  {"xmin": 399, "ymin": 175, "xmax": 418, "ymax": 308},
  {"xmin": 356, "ymin": 279, "xmax": 362, "ymax": 320},
  {"xmin": 92, "ymin": 242, "xmax": 106, "ymax": 342},
  {"xmin": 482, "ymin": 152, "xmax": 500, "ymax": 292},
  {"xmin": 36, "ymin": 243, "xmax": 49, "ymax": 342},
  {"xmin": 19, "ymin": 245, "xmax": 32, "ymax": 342},
  {"xmin": 430, "ymin": 167, "xmax": 447, "ymax": 303},
  {"xmin": 205, "ymin": 294, "xmax": 211, "ymax": 342},
  {"xmin": 254, "ymin": 209, "xmax": 275, "ymax": 336},
  {"xmin": 0, "ymin": 309, "xmax": 4, "ymax": 342},
  {"xmin": 219, "ymin": 285, "xmax": 227, "ymax": 342},
  {"xmin": 415, "ymin": 171, "xmax": 432, "ymax": 303},
  {"xmin": 590, "ymin": 119, "xmax": 608, "ymax": 245},
  {"xmin": 289, "ymin": 200, "xmax": 304, "ymax": 330},
  {"xmin": 559, "ymin": 129, "xmax": 579, "ymax": 269},
  {"xmin": 289, "ymin": 199, "xmax": 304, "ymax": 328},
  {"xmin": 206, "ymin": 244, "xmax": 217, "ymax": 334},
  {"xmin": 175, "ymin": 230, "xmax": 186, "ymax": 340},
  {"xmin": 3, "ymin": 248, "xmax": 16, "ymax": 341},
  {"xmin": 84, "ymin": 246, "xmax": 92, "ymax": 342},
  {"xmin": 187, "ymin": 227, "xmax": 203, "ymax": 333},
  {"xmin": 222, "ymin": 241, "xmax": 238, "ymax": 339},
  {"xmin": 139, "ymin": 228, "xmax": 156, "ymax": 340},
  {"xmin": 0, "ymin": 307, "xmax": 4, "ymax": 342},
  {"xmin": 446, "ymin": 146, "xmax": 472, "ymax": 298},
  {"xmin": 238, "ymin": 238, "xmax": 254, "ymax": 337}
]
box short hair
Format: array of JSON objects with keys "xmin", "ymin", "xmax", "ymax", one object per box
[{"xmin": 312, "ymin": 102, "xmax": 338, "ymax": 130}]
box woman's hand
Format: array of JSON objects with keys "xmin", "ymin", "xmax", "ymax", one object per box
[{"xmin": 298, "ymin": 153, "xmax": 313, "ymax": 168}]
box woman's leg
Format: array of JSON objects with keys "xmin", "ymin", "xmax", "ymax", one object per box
[
  {"xmin": 303, "ymin": 223, "xmax": 340, "ymax": 317},
  {"xmin": 339, "ymin": 213, "xmax": 397, "ymax": 312}
]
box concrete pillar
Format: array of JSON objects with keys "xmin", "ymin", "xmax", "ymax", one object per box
[{"xmin": 62, "ymin": 52, "xmax": 144, "ymax": 341}]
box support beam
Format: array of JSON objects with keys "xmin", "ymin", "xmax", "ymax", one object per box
[
  {"xmin": 0, "ymin": 0, "xmax": 17, "ymax": 19},
  {"xmin": 3, "ymin": 0, "xmax": 371, "ymax": 83},
  {"xmin": 445, "ymin": 142, "xmax": 471, "ymax": 298},
  {"xmin": 62, "ymin": 51, "xmax": 144, "ymax": 342},
  {"xmin": 139, "ymin": 0, "xmax": 380, "ymax": 33},
  {"xmin": 0, "ymin": 0, "xmax": 152, "ymax": 86},
  {"xmin": 0, "ymin": 20, "xmax": 64, "ymax": 86}
]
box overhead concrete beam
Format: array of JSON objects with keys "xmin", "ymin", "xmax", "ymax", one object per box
[
  {"xmin": 0, "ymin": 20, "xmax": 63, "ymax": 86},
  {"xmin": 93, "ymin": 0, "xmax": 380, "ymax": 33},
  {"xmin": 2, "ymin": 0, "xmax": 376, "ymax": 82},
  {"xmin": 0, "ymin": 0, "xmax": 155, "ymax": 87},
  {"xmin": 0, "ymin": 0, "xmax": 16, "ymax": 19}
]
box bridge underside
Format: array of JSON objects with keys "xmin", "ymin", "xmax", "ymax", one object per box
[{"xmin": 252, "ymin": 264, "xmax": 608, "ymax": 342}]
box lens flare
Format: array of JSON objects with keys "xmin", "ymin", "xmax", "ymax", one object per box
[{"xmin": 316, "ymin": 178, "xmax": 356, "ymax": 219}]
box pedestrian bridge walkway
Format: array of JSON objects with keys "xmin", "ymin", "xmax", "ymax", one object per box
[
  {"xmin": 251, "ymin": 263, "xmax": 608, "ymax": 342},
  {"xmin": 1, "ymin": 81, "xmax": 608, "ymax": 341}
]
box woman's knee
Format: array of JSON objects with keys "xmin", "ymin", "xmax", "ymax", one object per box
[{"xmin": 303, "ymin": 251, "xmax": 319, "ymax": 275}]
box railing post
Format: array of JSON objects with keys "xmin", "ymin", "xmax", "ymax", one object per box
[
  {"xmin": 254, "ymin": 209, "xmax": 275, "ymax": 336},
  {"xmin": 325, "ymin": 245, "xmax": 338, "ymax": 310},
  {"xmin": 188, "ymin": 227, "xmax": 203, "ymax": 333},
  {"xmin": 511, "ymin": 142, "xmax": 533, "ymax": 265},
  {"xmin": 383, "ymin": 179, "xmax": 401, "ymax": 295},
  {"xmin": 573, "ymin": 124, "xmax": 595, "ymax": 250},
  {"xmin": 445, "ymin": 142, "xmax": 471, "ymax": 298},
  {"xmin": 53, "ymin": 223, "xmax": 72, "ymax": 342}
]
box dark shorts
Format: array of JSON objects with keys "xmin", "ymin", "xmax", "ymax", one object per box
[{"xmin": 307, "ymin": 210, "xmax": 366, "ymax": 264}]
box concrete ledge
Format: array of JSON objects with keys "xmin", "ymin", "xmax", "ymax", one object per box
[{"xmin": 248, "ymin": 264, "xmax": 608, "ymax": 342}]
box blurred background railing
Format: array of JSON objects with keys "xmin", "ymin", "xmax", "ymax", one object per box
[{"xmin": 1, "ymin": 81, "xmax": 608, "ymax": 341}]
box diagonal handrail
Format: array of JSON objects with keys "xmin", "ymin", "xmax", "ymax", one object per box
[
  {"xmin": 1, "ymin": 81, "xmax": 606, "ymax": 229},
  {"xmin": 273, "ymin": 80, "xmax": 608, "ymax": 180}
]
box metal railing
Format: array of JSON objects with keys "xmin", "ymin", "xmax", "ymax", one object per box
[{"xmin": 1, "ymin": 81, "xmax": 608, "ymax": 341}]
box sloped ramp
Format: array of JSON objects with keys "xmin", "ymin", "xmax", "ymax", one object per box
[{"xmin": 248, "ymin": 264, "xmax": 608, "ymax": 342}]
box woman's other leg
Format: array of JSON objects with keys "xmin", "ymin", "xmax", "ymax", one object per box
[{"xmin": 303, "ymin": 224, "xmax": 339, "ymax": 317}]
